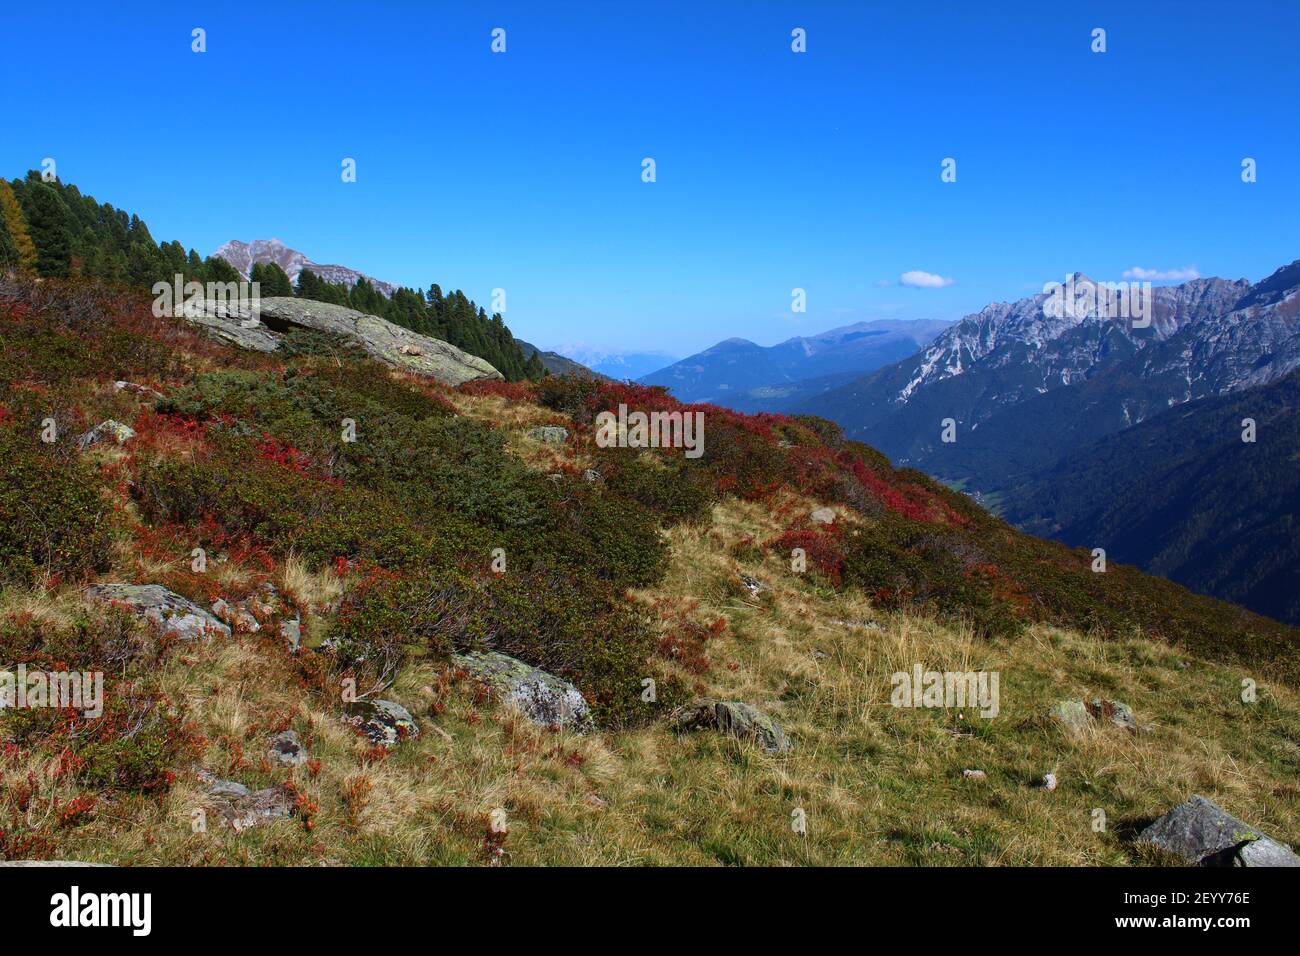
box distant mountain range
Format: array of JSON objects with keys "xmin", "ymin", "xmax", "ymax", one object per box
[
  {"xmin": 550, "ymin": 346, "xmax": 677, "ymax": 381},
  {"xmin": 800, "ymin": 264, "xmax": 1300, "ymax": 486},
  {"xmin": 516, "ymin": 340, "xmax": 608, "ymax": 379},
  {"xmin": 213, "ymin": 239, "xmax": 399, "ymax": 297},
  {"xmin": 638, "ymin": 319, "xmax": 951, "ymax": 412},
  {"xmin": 792, "ymin": 261, "xmax": 1300, "ymax": 624}
]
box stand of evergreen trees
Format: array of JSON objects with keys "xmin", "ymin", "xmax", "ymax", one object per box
[{"xmin": 0, "ymin": 171, "xmax": 544, "ymax": 381}]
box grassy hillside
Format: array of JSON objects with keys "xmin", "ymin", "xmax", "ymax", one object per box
[{"xmin": 1, "ymin": 275, "xmax": 1297, "ymax": 865}]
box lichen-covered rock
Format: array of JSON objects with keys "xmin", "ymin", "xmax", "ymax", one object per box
[
  {"xmin": 279, "ymin": 617, "xmax": 302, "ymax": 651},
  {"xmin": 0, "ymin": 861, "xmax": 112, "ymax": 867},
  {"xmin": 1137, "ymin": 795, "xmax": 1300, "ymax": 867},
  {"xmin": 739, "ymin": 573, "xmax": 766, "ymax": 596},
  {"xmin": 1049, "ymin": 699, "xmax": 1090, "ymax": 733},
  {"xmin": 211, "ymin": 597, "xmax": 261, "ymax": 633},
  {"xmin": 343, "ymin": 699, "xmax": 420, "ymax": 748},
  {"xmin": 810, "ymin": 507, "xmax": 836, "ymax": 524},
  {"xmin": 114, "ymin": 380, "xmax": 163, "ymax": 399},
  {"xmin": 84, "ymin": 584, "xmax": 230, "ymax": 640},
  {"xmin": 527, "ymin": 425, "xmax": 569, "ymax": 444},
  {"xmin": 268, "ymin": 730, "xmax": 308, "ymax": 768},
  {"xmin": 1050, "ymin": 697, "xmax": 1138, "ymax": 734},
  {"xmin": 186, "ymin": 299, "xmax": 282, "ymax": 351},
  {"xmin": 453, "ymin": 650, "xmax": 592, "ymax": 731},
  {"xmin": 669, "ymin": 698, "xmax": 791, "ymax": 754},
  {"xmin": 189, "ymin": 297, "xmax": 501, "ymax": 386},
  {"xmin": 197, "ymin": 769, "xmax": 294, "ymax": 832},
  {"xmin": 77, "ymin": 419, "xmax": 135, "ymax": 451}
]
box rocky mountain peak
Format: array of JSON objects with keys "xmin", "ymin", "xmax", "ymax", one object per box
[{"xmin": 212, "ymin": 239, "xmax": 398, "ymax": 297}]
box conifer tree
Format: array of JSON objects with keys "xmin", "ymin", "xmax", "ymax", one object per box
[
  {"xmin": 16, "ymin": 179, "xmax": 75, "ymax": 277},
  {"xmin": 203, "ymin": 255, "xmax": 242, "ymax": 285},
  {"xmin": 0, "ymin": 180, "xmax": 39, "ymax": 274},
  {"xmin": 250, "ymin": 261, "xmax": 293, "ymax": 297}
]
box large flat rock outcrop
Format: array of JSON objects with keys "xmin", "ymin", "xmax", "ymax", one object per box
[{"xmin": 190, "ymin": 296, "xmax": 502, "ymax": 386}]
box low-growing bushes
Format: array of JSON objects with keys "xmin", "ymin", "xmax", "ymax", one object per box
[
  {"xmin": 444, "ymin": 569, "xmax": 671, "ymax": 727},
  {"xmin": 834, "ymin": 517, "xmax": 1022, "ymax": 639},
  {"xmin": 0, "ymin": 431, "xmax": 112, "ymax": 585},
  {"xmin": 329, "ymin": 567, "xmax": 677, "ymax": 727},
  {"xmin": 594, "ymin": 449, "xmax": 715, "ymax": 526},
  {"xmin": 132, "ymin": 447, "xmax": 484, "ymax": 574}
]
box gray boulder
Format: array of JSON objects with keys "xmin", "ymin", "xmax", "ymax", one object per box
[
  {"xmin": 84, "ymin": 584, "xmax": 230, "ymax": 640},
  {"xmin": 810, "ymin": 507, "xmax": 836, "ymax": 524},
  {"xmin": 279, "ymin": 617, "xmax": 302, "ymax": 652},
  {"xmin": 1137, "ymin": 795, "xmax": 1300, "ymax": 867},
  {"xmin": 669, "ymin": 698, "xmax": 791, "ymax": 754},
  {"xmin": 1050, "ymin": 697, "xmax": 1138, "ymax": 734},
  {"xmin": 0, "ymin": 861, "xmax": 112, "ymax": 867},
  {"xmin": 77, "ymin": 419, "xmax": 135, "ymax": 451},
  {"xmin": 453, "ymin": 650, "xmax": 592, "ymax": 731},
  {"xmin": 527, "ymin": 425, "xmax": 569, "ymax": 444},
  {"xmin": 343, "ymin": 698, "xmax": 420, "ymax": 748},
  {"xmin": 188, "ymin": 297, "xmax": 501, "ymax": 386},
  {"xmin": 182, "ymin": 298, "xmax": 283, "ymax": 350},
  {"xmin": 197, "ymin": 769, "xmax": 294, "ymax": 832},
  {"xmin": 268, "ymin": 730, "xmax": 308, "ymax": 768}
]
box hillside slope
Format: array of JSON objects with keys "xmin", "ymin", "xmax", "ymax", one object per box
[
  {"xmin": 1, "ymin": 275, "xmax": 1297, "ymax": 866},
  {"xmin": 515, "ymin": 339, "xmax": 607, "ymax": 379},
  {"xmin": 1004, "ymin": 369, "xmax": 1300, "ymax": 626}
]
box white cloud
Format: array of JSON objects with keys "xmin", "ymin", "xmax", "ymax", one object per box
[
  {"xmin": 899, "ymin": 270, "xmax": 955, "ymax": 289},
  {"xmin": 1121, "ymin": 265, "xmax": 1200, "ymax": 281}
]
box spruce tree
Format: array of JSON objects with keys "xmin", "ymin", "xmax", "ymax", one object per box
[
  {"xmin": 250, "ymin": 261, "xmax": 293, "ymax": 297},
  {"xmin": 18, "ymin": 180, "xmax": 75, "ymax": 278},
  {"xmin": 203, "ymin": 255, "xmax": 242, "ymax": 285}
]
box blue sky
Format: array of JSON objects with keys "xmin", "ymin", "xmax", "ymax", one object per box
[{"xmin": 3, "ymin": 1, "xmax": 1296, "ymax": 356}]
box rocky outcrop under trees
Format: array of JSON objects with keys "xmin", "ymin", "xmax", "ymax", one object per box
[{"xmin": 188, "ymin": 296, "xmax": 501, "ymax": 386}]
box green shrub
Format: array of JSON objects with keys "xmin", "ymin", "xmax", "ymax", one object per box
[
  {"xmin": 0, "ymin": 431, "xmax": 112, "ymax": 584},
  {"xmin": 534, "ymin": 376, "xmax": 601, "ymax": 421},
  {"xmin": 595, "ymin": 449, "xmax": 715, "ymax": 526},
  {"xmin": 840, "ymin": 517, "xmax": 1022, "ymax": 640},
  {"xmin": 71, "ymin": 691, "xmax": 202, "ymax": 793}
]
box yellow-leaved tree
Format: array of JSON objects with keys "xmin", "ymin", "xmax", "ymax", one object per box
[{"xmin": 0, "ymin": 179, "xmax": 37, "ymax": 275}]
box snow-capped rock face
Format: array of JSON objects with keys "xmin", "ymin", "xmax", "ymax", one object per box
[
  {"xmin": 799, "ymin": 261, "xmax": 1300, "ymax": 482},
  {"xmin": 212, "ymin": 239, "xmax": 398, "ymax": 297},
  {"xmin": 1137, "ymin": 265, "xmax": 1300, "ymax": 399},
  {"xmin": 895, "ymin": 275, "xmax": 1251, "ymax": 406}
]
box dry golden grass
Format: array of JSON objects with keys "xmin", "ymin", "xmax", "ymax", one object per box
[
  {"xmin": 446, "ymin": 390, "xmax": 595, "ymax": 474},
  {"xmin": 14, "ymin": 488, "xmax": 1292, "ymax": 867}
]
